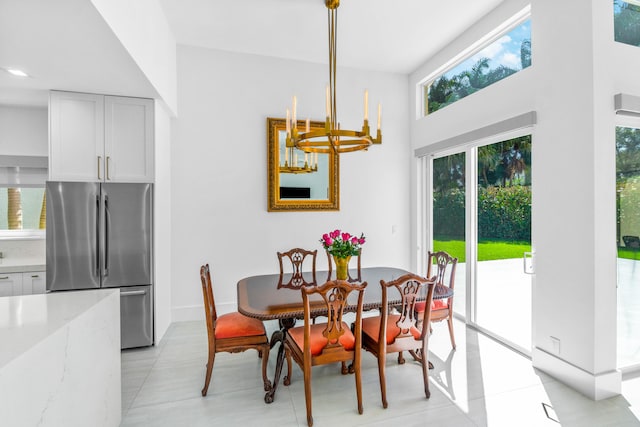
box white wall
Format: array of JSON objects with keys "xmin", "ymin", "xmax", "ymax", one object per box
[
  {"xmin": 153, "ymin": 100, "xmax": 172, "ymax": 342},
  {"xmin": 0, "ymin": 105, "xmax": 48, "ymax": 156},
  {"xmin": 171, "ymin": 46, "xmax": 410, "ymax": 319},
  {"xmin": 409, "ymin": 0, "xmax": 640, "ymax": 399},
  {"xmin": 90, "ymin": 0, "xmax": 178, "ymax": 116}
]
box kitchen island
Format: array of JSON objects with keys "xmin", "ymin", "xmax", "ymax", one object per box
[{"xmin": 0, "ymin": 289, "xmax": 121, "ymax": 427}]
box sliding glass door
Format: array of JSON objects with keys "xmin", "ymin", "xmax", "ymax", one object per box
[
  {"xmin": 616, "ymin": 124, "xmax": 640, "ymax": 369},
  {"xmin": 428, "ymin": 134, "xmax": 532, "ymax": 353},
  {"xmin": 432, "ymin": 152, "xmax": 466, "ymax": 317},
  {"xmin": 474, "ymin": 137, "xmax": 532, "ymax": 352}
]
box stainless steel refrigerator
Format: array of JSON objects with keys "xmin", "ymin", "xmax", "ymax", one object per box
[{"xmin": 46, "ymin": 181, "xmax": 153, "ymax": 349}]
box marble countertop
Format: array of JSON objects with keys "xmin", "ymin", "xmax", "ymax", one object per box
[
  {"xmin": 0, "ymin": 289, "xmax": 119, "ymax": 369},
  {"xmin": 0, "ymin": 258, "xmax": 46, "ymax": 273}
]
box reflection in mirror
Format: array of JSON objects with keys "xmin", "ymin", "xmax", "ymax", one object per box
[{"xmin": 267, "ymin": 118, "xmax": 339, "ymax": 211}]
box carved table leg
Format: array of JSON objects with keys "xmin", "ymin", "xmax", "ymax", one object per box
[{"xmin": 264, "ymin": 317, "xmax": 295, "ymax": 404}]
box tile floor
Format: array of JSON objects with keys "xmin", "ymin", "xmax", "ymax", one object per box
[{"xmin": 120, "ymin": 318, "xmax": 640, "ymax": 427}]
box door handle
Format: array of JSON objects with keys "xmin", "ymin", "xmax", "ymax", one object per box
[
  {"xmin": 523, "ymin": 251, "xmax": 535, "ymax": 275},
  {"xmin": 104, "ymin": 195, "xmax": 110, "ymax": 277},
  {"xmin": 120, "ymin": 290, "xmax": 147, "ymax": 297},
  {"xmin": 0, "ymin": 276, "xmax": 9, "ymax": 280},
  {"xmin": 96, "ymin": 194, "xmax": 101, "ymax": 277}
]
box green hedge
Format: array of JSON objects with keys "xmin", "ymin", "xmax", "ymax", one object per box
[{"xmin": 433, "ymin": 186, "xmax": 531, "ymax": 241}]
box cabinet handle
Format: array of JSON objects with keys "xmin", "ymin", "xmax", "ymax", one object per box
[
  {"xmin": 0, "ymin": 276, "xmax": 8, "ymax": 280},
  {"xmin": 31, "ymin": 275, "xmax": 40, "ymax": 278},
  {"xmin": 98, "ymin": 156, "xmax": 102, "ymax": 180},
  {"xmin": 106, "ymin": 156, "xmax": 111, "ymax": 180}
]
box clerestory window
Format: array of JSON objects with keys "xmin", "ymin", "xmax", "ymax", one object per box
[{"xmin": 421, "ymin": 15, "xmax": 531, "ymax": 116}]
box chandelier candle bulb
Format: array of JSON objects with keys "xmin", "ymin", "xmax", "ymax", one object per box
[
  {"xmin": 292, "ymin": 96, "xmax": 297, "ymax": 127},
  {"xmin": 294, "ymin": 153, "xmax": 298, "ymax": 167},
  {"xmin": 364, "ymin": 90, "xmax": 369, "ymax": 121},
  {"xmin": 377, "ymin": 104, "xmax": 382, "ymax": 130},
  {"xmin": 286, "ymin": 109, "xmax": 291, "ymax": 135},
  {"xmin": 306, "ymin": 118, "xmax": 310, "ymax": 133}
]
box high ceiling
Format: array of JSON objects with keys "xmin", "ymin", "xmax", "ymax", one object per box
[
  {"xmin": 0, "ymin": 0, "xmax": 504, "ymax": 107},
  {"xmin": 159, "ymin": 0, "xmax": 504, "ymax": 73}
]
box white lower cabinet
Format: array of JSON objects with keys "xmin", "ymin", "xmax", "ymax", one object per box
[
  {"xmin": 23, "ymin": 271, "xmax": 46, "ymax": 295},
  {"xmin": 0, "ymin": 273, "xmax": 23, "ymax": 297},
  {"xmin": 0, "ymin": 271, "xmax": 46, "ymax": 296}
]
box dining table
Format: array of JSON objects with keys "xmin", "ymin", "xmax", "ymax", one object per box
[{"xmin": 236, "ymin": 266, "xmax": 453, "ymax": 403}]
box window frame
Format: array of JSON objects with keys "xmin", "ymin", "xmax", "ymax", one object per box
[{"xmin": 417, "ymin": 6, "xmax": 531, "ymax": 119}]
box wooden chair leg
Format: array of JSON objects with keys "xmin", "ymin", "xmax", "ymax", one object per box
[
  {"xmin": 260, "ymin": 344, "xmax": 271, "ymax": 391},
  {"xmin": 284, "ymin": 348, "xmax": 293, "ymax": 386},
  {"xmin": 377, "ymin": 354, "xmax": 388, "ymax": 409},
  {"xmin": 397, "ymin": 351, "xmax": 405, "ymax": 364},
  {"xmin": 303, "ymin": 362, "xmax": 313, "ymax": 426},
  {"xmin": 354, "ymin": 354, "xmax": 363, "ymax": 415},
  {"xmin": 201, "ymin": 351, "xmax": 215, "ymax": 396},
  {"xmin": 447, "ymin": 316, "xmax": 456, "ymax": 350},
  {"xmin": 421, "ymin": 348, "xmax": 431, "ymax": 399}
]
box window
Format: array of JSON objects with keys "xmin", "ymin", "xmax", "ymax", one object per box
[
  {"xmin": 614, "ymin": 0, "xmax": 640, "ymax": 47},
  {"xmin": 0, "ymin": 187, "xmax": 46, "ymax": 231},
  {"xmin": 423, "ymin": 18, "xmax": 531, "ymax": 116}
]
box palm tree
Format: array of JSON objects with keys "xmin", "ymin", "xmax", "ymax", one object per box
[
  {"xmin": 478, "ymin": 144, "xmax": 501, "ymax": 187},
  {"xmin": 39, "ymin": 192, "xmax": 46, "ymax": 229},
  {"xmin": 520, "ymin": 40, "xmax": 532, "ymax": 68},
  {"xmin": 466, "ymin": 57, "xmax": 490, "ymax": 90},
  {"xmin": 7, "ymin": 188, "xmax": 22, "ymax": 230}
]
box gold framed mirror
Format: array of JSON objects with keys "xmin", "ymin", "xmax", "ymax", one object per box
[{"xmin": 267, "ymin": 117, "xmax": 339, "ymax": 211}]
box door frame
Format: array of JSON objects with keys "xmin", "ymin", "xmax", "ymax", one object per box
[{"xmin": 418, "ymin": 126, "xmax": 534, "ymax": 355}]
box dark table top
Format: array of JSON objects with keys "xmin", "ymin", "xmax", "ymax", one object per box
[{"xmin": 237, "ymin": 266, "xmax": 453, "ymax": 320}]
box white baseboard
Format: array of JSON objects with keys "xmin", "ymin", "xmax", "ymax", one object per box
[
  {"xmin": 171, "ymin": 302, "xmax": 236, "ymax": 322},
  {"xmin": 532, "ymin": 347, "xmax": 621, "ymax": 400}
]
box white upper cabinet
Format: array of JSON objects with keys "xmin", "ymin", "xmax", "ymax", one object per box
[{"xmin": 49, "ymin": 91, "xmax": 154, "ymax": 182}]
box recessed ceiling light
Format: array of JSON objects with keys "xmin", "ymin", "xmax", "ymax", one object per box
[{"xmin": 2, "ymin": 68, "xmax": 30, "ymax": 78}]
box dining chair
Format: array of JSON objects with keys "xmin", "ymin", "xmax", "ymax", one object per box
[
  {"xmin": 325, "ymin": 248, "xmax": 362, "ymax": 282},
  {"xmin": 199, "ymin": 264, "xmax": 271, "ymax": 396},
  {"xmin": 361, "ymin": 273, "xmax": 435, "ymax": 408},
  {"xmin": 414, "ymin": 250, "xmax": 458, "ymax": 349},
  {"xmin": 283, "ymin": 279, "xmax": 367, "ymax": 427},
  {"xmin": 277, "ymin": 247, "xmax": 318, "ymax": 288}
]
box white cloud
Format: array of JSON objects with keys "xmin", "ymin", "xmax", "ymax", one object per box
[
  {"xmin": 471, "ymin": 35, "xmax": 512, "ymax": 63},
  {"xmin": 501, "ymin": 52, "xmax": 520, "ymax": 68}
]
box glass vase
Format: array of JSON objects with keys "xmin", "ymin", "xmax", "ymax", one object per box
[{"xmin": 333, "ymin": 255, "xmax": 351, "ymax": 280}]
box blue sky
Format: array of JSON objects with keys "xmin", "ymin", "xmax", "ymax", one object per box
[{"xmin": 443, "ymin": 19, "xmax": 531, "ymax": 79}]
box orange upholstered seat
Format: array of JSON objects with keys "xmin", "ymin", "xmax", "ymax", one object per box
[
  {"xmin": 413, "ymin": 298, "xmax": 447, "ymax": 313},
  {"xmin": 215, "ymin": 312, "xmax": 268, "ymax": 339},
  {"xmin": 287, "ymin": 322, "xmax": 355, "ymax": 356},
  {"xmin": 362, "ymin": 314, "xmax": 421, "ymax": 345}
]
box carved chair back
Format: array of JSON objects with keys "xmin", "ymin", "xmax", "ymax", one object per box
[{"xmin": 277, "ymin": 247, "xmax": 318, "ymax": 288}]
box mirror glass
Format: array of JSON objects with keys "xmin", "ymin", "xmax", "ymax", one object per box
[{"xmin": 267, "ymin": 117, "xmax": 339, "ymax": 211}]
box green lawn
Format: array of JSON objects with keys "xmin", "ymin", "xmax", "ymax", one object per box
[
  {"xmin": 434, "ymin": 239, "xmax": 640, "ymax": 262},
  {"xmin": 433, "ymin": 239, "xmax": 531, "ymax": 262},
  {"xmin": 618, "ymin": 248, "xmax": 640, "ymax": 260}
]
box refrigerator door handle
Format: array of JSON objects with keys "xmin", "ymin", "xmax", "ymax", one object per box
[
  {"xmin": 120, "ymin": 290, "xmax": 147, "ymax": 297},
  {"xmin": 104, "ymin": 194, "xmax": 110, "ymax": 277},
  {"xmin": 96, "ymin": 195, "xmax": 101, "ymax": 277}
]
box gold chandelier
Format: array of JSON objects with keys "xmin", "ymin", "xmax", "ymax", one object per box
[
  {"xmin": 285, "ymin": 0, "xmax": 382, "ymax": 154},
  {"xmin": 281, "ymin": 123, "xmax": 319, "ymax": 174}
]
